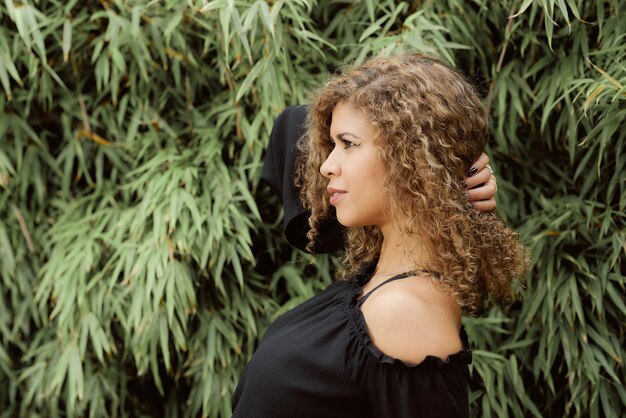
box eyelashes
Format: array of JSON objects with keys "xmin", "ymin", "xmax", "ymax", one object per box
[
  {"xmin": 340, "ymin": 139, "xmax": 357, "ymax": 149},
  {"xmin": 327, "ymin": 138, "xmax": 358, "ymax": 149}
]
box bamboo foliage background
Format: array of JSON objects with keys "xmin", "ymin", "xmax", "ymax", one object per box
[{"xmin": 0, "ymin": 0, "xmax": 624, "ymax": 417}]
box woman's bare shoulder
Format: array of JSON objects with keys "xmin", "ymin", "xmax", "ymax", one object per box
[{"xmin": 359, "ymin": 276, "xmax": 462, "ymax": 365}]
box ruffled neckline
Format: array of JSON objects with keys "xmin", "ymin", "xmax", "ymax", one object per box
[{"xmin": 344, "ymin": 270, "xmax": 473, "ymax": 371}]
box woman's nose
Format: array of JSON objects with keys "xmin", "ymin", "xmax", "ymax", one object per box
[{"xmin": 320, "ymin": 150, "xmax": 340, "ymax": 178}]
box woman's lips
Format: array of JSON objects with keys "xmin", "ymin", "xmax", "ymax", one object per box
[
  {"xmin": 330, "ymin": 192, "xmax": 347, "ymax": 205},
  {"xmin": 329, "ymin": 191, "xmax": 347, "ymax": 205}
]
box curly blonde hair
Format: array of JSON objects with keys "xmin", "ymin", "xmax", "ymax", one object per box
[{"xmin": 296, "ymin": 54, "xmax": 528, "ymax": 314}]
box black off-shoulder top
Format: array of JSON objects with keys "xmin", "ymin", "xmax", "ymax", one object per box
[{"xmin": 231, "ymin": 264, "xmax": 472, "ymax": 418}]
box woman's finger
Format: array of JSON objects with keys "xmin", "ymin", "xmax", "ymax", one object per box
[
  {"xmin": 465, "ymin": 166, "xmax": 491, "ymax": 189},
  {"xmin": 466, "ymin": 177, "xmax": 497, "ymax": 201},
  {"xmin": 469, "ymin": 152, "xmax": 490, "ymax": 175},
  {"xmin": 470, "ymin": 198, "xmax": 497, "ymax": 212}
]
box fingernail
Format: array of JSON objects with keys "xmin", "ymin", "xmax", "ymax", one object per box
[{"xmin": 469, "ymin": 167, "xmax": 478, "ymax": 176}]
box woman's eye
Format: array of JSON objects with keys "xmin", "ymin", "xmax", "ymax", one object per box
[
  {"xmin": 340, "ymin": 139, "xmax": 355, "ymax": 149},
  {"xmin": 328, "ymin": 137, "xmax": 358, "ymax": 149}
]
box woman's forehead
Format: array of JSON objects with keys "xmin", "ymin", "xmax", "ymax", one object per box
[{"xmin": 330, "ymin": 101, "xmax": 377, "ymax": 139}]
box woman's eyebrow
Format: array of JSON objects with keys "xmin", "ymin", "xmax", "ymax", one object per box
[{"xmin": 335, "ymin": 132, "xmax": 361, "ymax": 140}]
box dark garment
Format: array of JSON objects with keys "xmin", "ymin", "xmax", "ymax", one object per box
[
  {"xmin": 231, "ymin": 265, "xmax": 472, "ymax": 418},
  {"xmin": 261, "ymin": 105, "xmax": 345, "ymax": 253}
]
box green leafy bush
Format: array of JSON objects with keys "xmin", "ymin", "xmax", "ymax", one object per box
[{"xmin": 0, "ymin": 1, "xmax": 623, "ymax": 417}]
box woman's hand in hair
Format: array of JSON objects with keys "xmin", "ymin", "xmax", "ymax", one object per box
[{"xmin": 465, "ymin": 152, "xmax": 497, "ymax": 212}]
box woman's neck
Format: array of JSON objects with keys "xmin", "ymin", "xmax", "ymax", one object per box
[{"xmin": 374, "ymin": 221, "xmax": 432, "ymax": 276}]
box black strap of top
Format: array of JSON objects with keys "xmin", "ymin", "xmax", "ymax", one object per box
[{"xmin": 357, "ymin": 270, "xmax": 419, "ymax": 307}]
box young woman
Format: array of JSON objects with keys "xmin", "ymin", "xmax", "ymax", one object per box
[{"xmin": 232, "ymin": 54, "xmax": 526, "ymax": 418}]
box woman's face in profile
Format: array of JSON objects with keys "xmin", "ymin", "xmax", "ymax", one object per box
[{"xmin": 320, "ymin": 101, "xmax": 390, "ymax": 228}]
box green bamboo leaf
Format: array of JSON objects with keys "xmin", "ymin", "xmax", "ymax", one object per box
[
  {"xmin": 605, "ymin": 281, "xmax": 626, "ymax": 317},
  {"xmin": 592, "ymin": 347, "xmax": 621, "ymax": 383},
  {"xmin": 235, "ymin": 59, "xmax": 265, "ymax": 102},
  {"xmin": 218, "ymin": 4, "xmax": 231, "ymax": 59},
  {"xmin": 544, "ymin": 10, "xmax": 555, "ymax": 52},
  {"xmin": 359, "ymin": 15, "xmax": 384, "ymax": 43},
  {"xmin": 0, "ymin": 58, "xmax": 13, "ymax": 100},
  {"xmin": 23, "ymin": 5, "xmax": 46, "ymax": 61},
  {"xmin": 12, "ymin": 4, "xmax": 31, "ymax": 52},
  {"xmin": 110, "ymin": 48, "xmax": 127, "ymax": 72},
  {"xmin": 181, "ymin": 189, "xmax": 203, "ymax": 233},
  {"xmin": 165, "ymin": 262, "xmax": 177, "ymax": 324},
  {"xmin": 62, "ymin": 18, "xmax": 72, "ymax": 62},
  {"xmin": 42, "ymin": 62, "xmax": 68, "ymax": 90},
  {"xmin": 565, "ymin": 0, "xmax": 581, "ymax": 20},
  {"xmin": 258, "ymin": 0, "xmax": 274, "ymax": 37},
  {"xmin": 0, "ymin": 29, "xmax": 22, "ymax": 91},
  {"xmin": 49, "ymin": 344, "xmax": 71, "ymax": 396},
  {"xmin": 230, "ymin": 248, "xmax": 243, "ymax": 288},
  {"xmin": 230, "ymin": 3, "xmax": 252, "ymax": 64},
  {"xmin": 68, "ymin": 343, "xmax": 84, "ymax": 403},
  {"xmin": 556, "ymin": 0, "xmax": 571, "ymax": 26},
  {"xmin": 159, "ymin": 314, "xmax": 171, "ymax": 372},
  {"xmin": 510, "ymin": 0, "xmax": 534, "ymax": 18},
  {"xmin": 163, "ymin": 11, "xmax": 182, "ymax": 42},
  {"xmin": 569, "ymin": 278, "xmax": 585, "ymax": 325}
]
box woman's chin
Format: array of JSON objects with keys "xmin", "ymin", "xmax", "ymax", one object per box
[
  {"xmin": 335, "ymin": 214, "xmax": 356, "ymax": 228},
  {"xmin": 336, "ymin": 215, "xmax": 370, "ymax": 228},
  {"xmin": 336, "ymin": 213, "xmax": 388, "ymax": 229}
]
